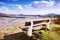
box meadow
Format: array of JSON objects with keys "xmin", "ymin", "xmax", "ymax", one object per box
[{"xmin": 0, "ymin": 17, "xmax": 60, "ymax": 40}]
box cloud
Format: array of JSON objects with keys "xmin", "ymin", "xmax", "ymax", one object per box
[
  {"xmin": 56, "ymin": 3, "xmax": 60, "ymax": 6},
  {"xmin": 0, "ymin": 0, "xmax": 60, "ymax": 15},
  {"xmin": 16, "ymin": 5, "xmax": 23, "ymax": 10},
  {"xmin": 12, "ymin": 0, "xmax": 18, "ymax": 1},
  {"xmin": 0, "ymin": 7, "xmax": 18, "ymax": 14},
  {"xmin": 0, "ymin": 7, "xmax": 9, "ymax": 14},
  {"xmin": 13, "ymin": 0, "xmax": 18, "ymax": 1},
  {"xmin": 49, "ymin": 1, "xmax": 54, "ymax": 6},
  {"xmin": 27, "ymin": 1, "xmax": 54, "ymax": 8},
  {"xmin": 0, "ymin": 2, "xmax": 5, "ymax": 4},
  {"xmin": 23, "ymin": 1, "xmax": 55, "ymax": 15},
  {"xmin": 8, "ymin": 0, "xmax": 18, "ymax": 1},
  {"xmin": 25, "ymin": 0, "xmax": 60, "ymax": 15}
]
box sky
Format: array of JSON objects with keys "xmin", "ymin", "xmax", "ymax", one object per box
[{"xmin": 0, "ymin": 0, "xmax": 60, "ymax": 15}]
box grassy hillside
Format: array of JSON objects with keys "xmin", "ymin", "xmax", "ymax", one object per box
[
  {"xmin": 0, "ymin": 17, "xmax": 60, "ymax": 40},
  {"xmin": 32, "ymin": 28, "xmax": 60, "ymax": 40}
]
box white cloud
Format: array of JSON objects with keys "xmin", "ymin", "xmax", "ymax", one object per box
[
  {"xmin": 0, "ymin": 2, "xmax": 5, "ymax": 4},
  {"xmin": 0, "ymin": 0, "xmax": 60, "ymax": 15},
  {"xmin": 42, "ymin": 1, "xmax": 54, "ymax": 6},
  {"xmin": 27, "ymin": 1, "xmax": 54, "ymax": 8},
  {"xmin": 57, "ymin": 3, "xmax": 60, "ymax": 6},
  {"xmin": 8, "ymin": 0, "xmax": 18, "ymax": 1},
  {"xmin": 12, "ymin": 0, "xmax": 18, "ymax": 1},
  {"xmin": 16, "ymin": 5, "xmax": 23, "ymax": 10},
  {"xmin": 49, "ymin": 1, "xmax": 54, "ymax": 6},
  {"xmin": 23, "ymin": 1, "xmax": 55, "ymax": 15},
  {"xmin": 24, "ymin": 0, "xmax": 60, "ymax": 15},
  {"xmin": 0, "ymin": 7, "xmax": 9, "ymax": 14}
]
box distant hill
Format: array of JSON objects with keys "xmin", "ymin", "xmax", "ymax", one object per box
[
  {"xmin": 0, "ymin": 13, "xmax": 42, "ymax": 18},
  {"xmin": 0, "ymin": 13, "xmax": 59, "ymax": 18},
  {"xmin": 0, "ymin": 13, "xmax": 15, "ymax": 17},
  {"xmin": 0, "ymin": 13, "xmax": 7, "ymax": 17},
  {"xmin": 44, "ymin": 13, "xmax": 60, "ymax": 17},
  {"xmin": 17, "ymin": 14, "xmax": 42, "ymax": 18}
]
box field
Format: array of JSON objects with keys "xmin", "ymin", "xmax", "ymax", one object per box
[{"xmin": 0, "ymin": 17, "xmax": 60, "ymax": 40}]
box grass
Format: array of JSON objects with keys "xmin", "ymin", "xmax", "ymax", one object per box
[
  {"xmin": 2, "ymin": 24, "xmax": 60, "ymax": 40},
  {"xmin": 6, "ymin": 27, "xmax": 17, "ymax": 31},
  {"xmin": 33, "ymin": 29, "xmax": 60, "ymax": 40},
  {"xmin": 32, "ymin": 24, "xmax": 60, "ymax": 40},
  {"xmin": 41, "ymin": 30, "xmax": 60, "ymax": 40},
  {"xmin": 0, "ymin": 17, "xmax": 60, "ymax": 40}
]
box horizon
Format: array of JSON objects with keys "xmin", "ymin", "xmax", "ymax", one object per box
[{"xmin": 0, "ymin": 0, "xmax": 60, "ymax": 15}]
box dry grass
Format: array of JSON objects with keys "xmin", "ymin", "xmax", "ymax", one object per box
[{"xmin": 0, "ymin": 17, "xmax": 60, "ymax": 40}]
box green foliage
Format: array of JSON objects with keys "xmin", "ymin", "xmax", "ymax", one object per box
[
  {"xmin": 7, "ymin": 27, "xmax": 16, "ymax": 31},
  {"xmin": 41, "ymin": 30, "xmax": 60, "ymax": 40},
  {"xmin": 33, "ymin": 30, "xmax": 60, "ymax": 40}
]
